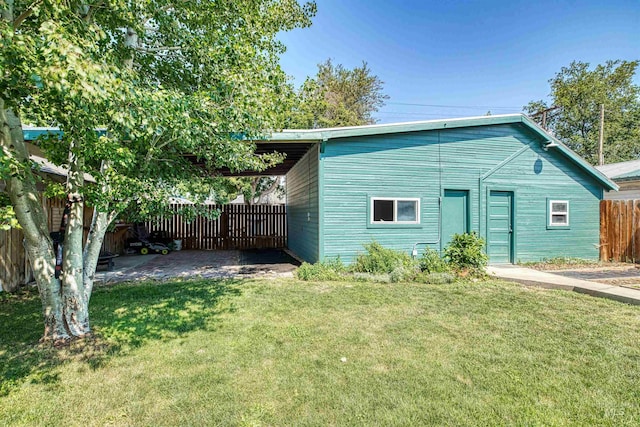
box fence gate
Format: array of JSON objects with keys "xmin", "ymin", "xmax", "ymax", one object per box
[{"xmin": 145, "ymin": 204, "xmax": 287, "ymax": 251}]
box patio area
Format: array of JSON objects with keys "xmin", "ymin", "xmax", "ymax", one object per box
[{"xmin": 94, "ymin": 249, "xmax": 299, "ymax": 284}]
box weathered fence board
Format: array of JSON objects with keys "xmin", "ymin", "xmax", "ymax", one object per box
[
  {"xmin": 600, "ymin": 199, "xmax": 640, "ymax": 262},
  {"xmin": 0, "ymin": 227, "xmax": 24, "ymax": 292},
  {"xmin": 145, "ymin": 204, "xmax": 287, "ymax": 251},
  {"xmin": 0, "ymin": 198, "xmax": 123, "ymax": 292}
]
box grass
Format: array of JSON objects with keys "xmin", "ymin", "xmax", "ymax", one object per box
[
  {"xmin": 519, "ymin": 256, "xmax": 605, "ymax": 270},
  {"xmin": 1, "ymin": 278, "xmax": 640, "ymax": 426}
]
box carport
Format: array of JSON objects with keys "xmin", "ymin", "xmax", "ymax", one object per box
[
  {"xmin": 11, "ymin": 128, "xmax": 316, "ymax": 291},
  {"xmin": 143, "ymin": 140, "xmax": 317, "ymax": 253}
]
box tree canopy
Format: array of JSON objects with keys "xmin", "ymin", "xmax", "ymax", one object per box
[
  {"xmin": 232, "ymin": 59, "xmax": 389, "ymax": 206},
  {"xmin": 289, "ymin": 59, "xmax": 389, "ymax": 129},
  {"xmin": 1, "ymin": 0, "xmax": 316, "ymax": 340},
  {"xmin": 525, "ymin": 60, "xmax": 640, "ymax": 165}
]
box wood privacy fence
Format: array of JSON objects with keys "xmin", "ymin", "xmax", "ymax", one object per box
[
  {"xmin": 1, "ymin": 202, "xmax": 286, "ymax": 292},
  {"xmin": 600, "ymin": 199, "xmax": 640, "ymax": 262},
  {"xmin": 0, "ymin": 198, "xmax": 123, "ymax": 292},
  {"xmin": 0, "ymin": 227, "xmax": 27, "ymax": 293},
  {"xmin": 145, "ymin": 204, "xmax": 287, "ymax": 250}
]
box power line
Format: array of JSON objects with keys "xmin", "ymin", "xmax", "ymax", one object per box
[
  {"xmin": 386, "ymin": 101, "xmax": 522, "ymax": 110},
  {"xmin": 377, "ymin": 111, "xmax": 469, "ymax": 117}
]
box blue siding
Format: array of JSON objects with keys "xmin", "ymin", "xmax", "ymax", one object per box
[
  {"xmin": 319, "ymin": 124, "xmax": 603, "ymax": 264},
  {"xmin": 286, "ymin": 144, "xmax": 319, "ymax": 263}
]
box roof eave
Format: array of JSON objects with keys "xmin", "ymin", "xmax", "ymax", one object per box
[
  {"xmin": 519, "ymin": 116, "xmax": 619, "ymax": 191},
  {"xmin": 268, "ymin": 114, "xmax": 524, "ymax": 142}
]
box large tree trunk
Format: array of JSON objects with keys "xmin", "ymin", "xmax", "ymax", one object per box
[
  {"xmin": 83, "ymin": 159, "xmax": 120, "ymax": 303},
  {"xmin": 83, "ymin": 209, "xmax": 115, "ymax": 303},
  {"xmin": 1, "ymin": 101, "xmax": 71, "ymax": 341},
  {"xmin": 61, "ymin": 141, "xmax": 90, "ymax": 336}
]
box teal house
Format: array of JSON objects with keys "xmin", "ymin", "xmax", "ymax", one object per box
[{"xmin": 274, "ymin": 114, "xmax": 617, "ymax": 264}]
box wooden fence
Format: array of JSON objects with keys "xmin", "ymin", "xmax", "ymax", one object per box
[
  {"xmin": 0, "ymin": 198, "xmax": 123, "ymax": 292},
  {"xmin": 1, "ymin": 202, "xmax": 287, "ymax": 292},
  {"xmin": 145, "ymin": 204, "xmax": 287, "ymax": 250},
  {"xmin": 600, "ymin": 199, "xmax": 640, "ymax": 262},
  {"xmin": 0, "ymin": 227, "xmax": 26, "ymax": 293}
]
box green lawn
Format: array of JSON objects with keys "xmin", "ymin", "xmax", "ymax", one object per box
[{"xmin": 1, "ymin": 278, "xmax": 640, "ymax": 426}]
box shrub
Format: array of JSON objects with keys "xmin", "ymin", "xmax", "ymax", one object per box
[
  {"xmin": 389, "ymin": 266, "xmax": 418, "ymax": 283},
  {"xmin": 351, "ymin": 241, "xmax": 416, "ymax": 274},
  {"xmin": 295, "ymin": 258, "xmax": 346, "ymax": 281},
  {"xmin": 352, "ymin": 272, "xmax": 391, "ymax": 283},
  {"xmin": 419, "ymin": 248, "xmax": 450, "ymax": 273},
  {"xmin": 443, "ymin": 232, "xmax": 488, "ymax": 275},
  {"xmin": 415, "ymin": 271, "xmax": 456, "ymax": 284}
]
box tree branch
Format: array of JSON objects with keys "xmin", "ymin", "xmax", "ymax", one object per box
[
  {"xmin": 13, "ymin": 0, "xmax": 43, "ymax": 28},
  {"xmin": 258, "ymin": 177, "xmax": 281, "ymax": 204},
  {"xmin": 83, "ymin": 1, "xmax": 105, "ymax": 23},
  {"xmin": 135, "ymin": 46, "xmax": 183, "ymax": 53}
]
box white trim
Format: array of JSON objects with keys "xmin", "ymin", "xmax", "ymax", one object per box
[
  {"xmin": 276, "ymin": 114, "xmax": 522, "ymax": 135},
  {"xmin": 370, "ymin": 197, "xmax": 421, "ymax": 224},
  {"xmin": 548, "ymin": 199, "xmax": 569, "ymax": 227}
]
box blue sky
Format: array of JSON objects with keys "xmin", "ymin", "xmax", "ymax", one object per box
[{"xmin": 279, "ymin": 0, "xmax": 640, "ymax": 124}]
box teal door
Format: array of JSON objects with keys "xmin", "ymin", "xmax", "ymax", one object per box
[
  {"xmin": 441, "ymin": 190, "xmax": 469, "ymax": 251},
  {"xmin": 488, "ymin": 191, "xmax": 513, "ymax": 264}
]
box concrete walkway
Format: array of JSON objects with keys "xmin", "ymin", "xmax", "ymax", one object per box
[{"xmin": 488, "ymin": 265, "xmax": 640, "ymax": 306}]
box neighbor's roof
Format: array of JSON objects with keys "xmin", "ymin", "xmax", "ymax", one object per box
[
  {"xmin": 31, "ymin": 154, "xmax": 96, "ymax": 183},
  {"xmin": 21, "ymin": 128, "xmax": 96, "ymax": 183},
  {"xmin": 22, "ymin": 126, "xmax": 107, "ymax": 141},
  {"xmin": 268, "ymin": 114, "xmax": 618, "ymax": 191},
  {"xmin": 595, "ymin": 159, "xmax": 640, "ymax": 182}
]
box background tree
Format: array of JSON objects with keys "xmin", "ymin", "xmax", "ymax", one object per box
[
  {"xmin": 525, "ymin": 60, "xmax": 640, "ymax": 164},
  {"xmin": 236, "ymin": 59, "xmax": 389, "ymax": 205},
  {"xmin": 1, "ymin": 0, "xmax": 315, "ymax": 341},
  {"xmin": 231, "ymin": 176, "xmax": 285, "ymax": 205},
  {"xmin": 289, "ymin": 59, "xmax": 389, "ymax": 128}
]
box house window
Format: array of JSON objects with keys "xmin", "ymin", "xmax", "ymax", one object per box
[
  {"xmin": 548, "ymin": 200, "xmax": 569, "ymax": 227},
  {"xmin": 371, "ymin": 198, "xmax": 420, "ymax": 224}
]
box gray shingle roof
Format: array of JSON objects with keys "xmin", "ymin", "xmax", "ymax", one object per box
[{"xmin": 595, "ymin": 159, "xmax": 640, "ymax": 181}]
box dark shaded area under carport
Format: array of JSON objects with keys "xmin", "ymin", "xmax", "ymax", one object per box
[{"xmin": 239, "ymin": 249, "xmax": 300, "ymax": 266}]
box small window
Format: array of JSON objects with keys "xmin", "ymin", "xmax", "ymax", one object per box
[
  {"xmin": 371, "ymin": 198, "xmax": 420, "ymax": 224},
  {"xmin": 548, "ymin": 200, "xmax": 569, "ymax": 227}
]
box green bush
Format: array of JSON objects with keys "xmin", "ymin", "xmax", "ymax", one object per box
[
  {"xmin": 352, "ymin": 272, "xmax": 391, "ymax": 283},
  {"xmin": 443, "ymin": 232, "xmax": 488, "ymax": 275},
  {"xmin": 295, "ymin": 258, "xmax": 346, "ymax": 281},
  {"xmin": 390, "ymin": 266, "xmax": 419, "ymax": 283},
  {"xmin": 419, "ymin": 248, "xmax": 450, "ymax": 273},
  {"xmin": 351, "ymin": 241, "xmax": 416, "ymax": 274},
  {"xmin": 415, "ymin": 271, "xmax": 456, "ymax": 284}
]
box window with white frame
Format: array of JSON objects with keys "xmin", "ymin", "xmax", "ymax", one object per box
[
  {"xmin": 371, "ymin": 198, "xmax": 420, "ymax": 224},
  {"xmin": 548, "ymin": 200, "xmax": 569, "ymax": 227}
]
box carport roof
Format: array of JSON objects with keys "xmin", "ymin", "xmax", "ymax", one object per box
[
  {"xmin": 21, "ymin": 126, "xmax": 313, "ymax": 178},
  {"xmin": 189, "ymin": 142, "xmax": 315, "ymax": 177}
]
